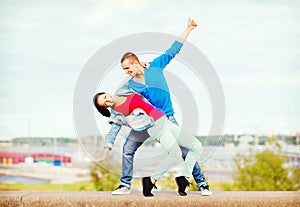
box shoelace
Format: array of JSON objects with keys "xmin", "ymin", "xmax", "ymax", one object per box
[
  {"xmin": 116, "ymin": 185, "xmax": 127, "ymax": 190},
  {"xmin": 201, "ymin": 185, "xmax": 210, "ymax": 190}
]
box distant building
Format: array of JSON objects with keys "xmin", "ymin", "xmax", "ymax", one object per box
[
  {"xmin": 0, "ymin": 152, "xmax": 71, "ymax": 165},
  {"xmin": 238, "ymin": 134, "xmax": 256, "ymax": 147}
]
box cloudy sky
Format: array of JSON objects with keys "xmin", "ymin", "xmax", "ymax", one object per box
[{"xmin": 1, "ymin": 0, "xmax": 299, "ymax": 140}]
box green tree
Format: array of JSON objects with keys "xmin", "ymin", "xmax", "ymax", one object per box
[
  {"xmin": 291, "ymin": 167, "xmax": 300, "ymax": 189},
  {"xmin": 90, "ymin": 157, "xmax": 121, "ymax": 191},
  {"xmin": 233, "ymin": 149, "xmax": 295, "ymax": 190}
]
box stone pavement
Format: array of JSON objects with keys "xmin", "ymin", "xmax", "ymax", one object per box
[{"xmin": 0, "ymin": 191, "xmax": 299, "ymax": 207}]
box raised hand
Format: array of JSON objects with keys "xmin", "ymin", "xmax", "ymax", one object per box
[{"xmin": 187, "ymin": 17, "xmax": 197, "ymax": 30}]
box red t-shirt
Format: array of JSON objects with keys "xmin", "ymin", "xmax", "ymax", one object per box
[{"xmin": 113, "ymin": 94, "xmax": 164, "ymax": 121}]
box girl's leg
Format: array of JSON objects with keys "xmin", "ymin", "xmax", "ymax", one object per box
[
  {"xmin": 147, "ymin": 117, "xmax": 182, "ymax": 181},
  {"xmin": 168, "ymin": 121, "xmax": 202, "ymax": 178}
]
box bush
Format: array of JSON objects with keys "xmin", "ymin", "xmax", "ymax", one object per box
[
  {"xmin": 90, "ymin": 157, "xmax": 121, "ymax": 191},
  {"xmin": 233, "ymin": 148, "xmax": 297, "ymax": 190}
]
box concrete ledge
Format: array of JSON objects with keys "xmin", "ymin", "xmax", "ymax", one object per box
[{"xmin": 0, "ymin": 191, "xmax": 299, "ymax": 207}]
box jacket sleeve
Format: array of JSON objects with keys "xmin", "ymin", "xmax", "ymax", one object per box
[
  {"xmin": 150, "ymin": 40, "xmax": 183, "ymax": 69},
  {"xmin": 104, "ymin": 123, "xmax": 121, "ymax": 150},
  {"xmin": 115, "ymin": 81, "xmax": 135, "ymax": 96}
]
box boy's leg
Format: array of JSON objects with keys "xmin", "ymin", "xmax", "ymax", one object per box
[{"xmin": 113, "ymin": 130, "xmax": 148, "ymax": 195}]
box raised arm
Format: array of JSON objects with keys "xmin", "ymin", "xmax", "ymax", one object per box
[
  {"xmin": 150, "ymin": 18, "xmax": 197, "ymax": 69},
  {"xmin": 178, "ymin": 17, "xmax": 197, "ymax": 43}
]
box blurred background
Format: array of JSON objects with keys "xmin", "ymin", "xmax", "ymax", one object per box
[{"xmin": 0, "ymin": 0, "xmax": 299, "ymax": 191}]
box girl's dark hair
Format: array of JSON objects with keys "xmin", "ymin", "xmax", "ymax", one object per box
[{"xmin": 93, "ymin": 92, "xmax": 111, "ymax": 117}]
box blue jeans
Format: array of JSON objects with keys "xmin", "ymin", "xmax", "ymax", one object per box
[
  {"xmin": 120, "ymin": 115, "xmax": 208, "ymax": 188},
  {"xmin": 120, "ymin": 130, "xmax": 148, "ymax": 188}
]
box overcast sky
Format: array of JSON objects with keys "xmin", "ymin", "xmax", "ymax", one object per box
[{"xmin": 1, "ymin": 0, "xmax": 299, "ymax": 140}]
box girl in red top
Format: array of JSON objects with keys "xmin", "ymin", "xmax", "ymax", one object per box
[
  {"xmin": 94, "ymin": 92, "xmax": 202, "ymax": 197},
  {"xmin": 113, "ymin": 93, "xmax": 164, "ymax": 121}
]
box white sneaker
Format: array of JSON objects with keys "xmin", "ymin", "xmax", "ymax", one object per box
[
  {"xmin": 112, "ymin": 185, "xmax": 131, "ymax": 195},
  {"xmin": 199, "ymin": 184, "xmax": 212, "ymax": 196}
]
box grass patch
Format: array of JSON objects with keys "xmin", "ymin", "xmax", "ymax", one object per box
[
  {"xmin": 0, "ymin": 179, "xmax": 234, "ymax": 192},
  {"xmin": 0, "ymin": 180, "xmax": 96, "ymax": 191}
]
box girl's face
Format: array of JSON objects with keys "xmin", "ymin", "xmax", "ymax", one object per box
[{"xmin": 97, "ymin": 93, "xmax": 114, "ymax": 107}]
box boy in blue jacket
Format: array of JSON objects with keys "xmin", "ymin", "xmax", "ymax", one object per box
[{"xmin": 98, "ymin": 18, "xmax": 212, "ymax": 196}]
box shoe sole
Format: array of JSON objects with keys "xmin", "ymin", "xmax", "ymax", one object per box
[
  {"xmin": 112, "ymin": 191, "xmax": 131, "ymax": 195},
  {"xmin": 143, "ymin": 193, "xmax": 154, "ymax": 197},
  {"xmin": 201, "ymin": 192, "xmax": 212, "ymax": 196}
]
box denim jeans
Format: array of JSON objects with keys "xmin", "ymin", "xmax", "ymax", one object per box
[
  {"xmin": 120, "ymin": 130, "xmax": 149, "ymax": 188},
  {"xmin": 120, "ymin": 115, "xmax": 207, "ymax": 188}
]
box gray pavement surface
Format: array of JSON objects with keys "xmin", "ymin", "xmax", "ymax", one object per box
[{"xmin": 0, "ymin": 191, "xmax": 300, "ymax": 207}]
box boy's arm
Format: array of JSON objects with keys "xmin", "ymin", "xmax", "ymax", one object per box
[
  {"xmin": 150, "ymin": 18, "xmax": 197, "ymax": 69},
  {"xmin": 178, "ymin": 17, "xmax": 197, "ymax": 43}
]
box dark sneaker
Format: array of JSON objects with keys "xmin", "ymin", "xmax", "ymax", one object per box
[
  {"xmin": 112, "ymin": 185, "xmax": 130, "ymax": 195},
  {"xmin": 199, "ymin": 184, "xmax": 212, "ymax": 196},
  {"xmin": 175, "ymin": 176, "xmax": 190, "ymax": 196},
  {"xmin": 142, "ymin": 177, "xmax": 157, "ymax": 197}
]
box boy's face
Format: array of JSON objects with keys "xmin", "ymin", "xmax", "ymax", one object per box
[{"xmin": 121, "ymin": 59, "xmax": 139, "ymax": 76}]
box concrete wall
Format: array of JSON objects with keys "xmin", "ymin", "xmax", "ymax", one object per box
[{"xmin": 1, "ymin": 191, "xmax": 300, "ymax": 207}]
